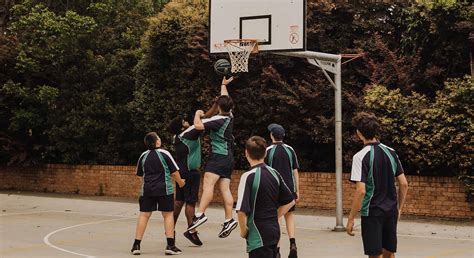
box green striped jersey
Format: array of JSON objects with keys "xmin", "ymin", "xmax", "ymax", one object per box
[
  {"xmin": 236, "ymin": 163, "xmax": 294, "ymax": 253},
  {"xmin": 350, "ymin": 142, "xmax": 404, "ymax": 217},
  {"xmin": 173, "ymin": 125, "xmax": 202, "ymax": 174},
  {"xmin": 136, "ymin": 148, "xmax": 179, "ymax": 197},
  {"xmin": 202, "ymin": 113, "xmax": 234, "ymax": 156},
  {"xmin": 265, "ymin": 143, "xmax": 299, "ymax": 193}
]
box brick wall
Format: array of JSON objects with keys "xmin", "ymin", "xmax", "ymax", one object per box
[{"xmin": 0, "ymin": 164, "xmax": 472, "ymax": 219}]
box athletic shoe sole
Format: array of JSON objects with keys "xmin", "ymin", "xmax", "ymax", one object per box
[
  {"xmin": 218, "ymin": 220, "xmax": 238, "ymax": 238},
  {"xmin": 187, "ymin": 216, "xmax": 208, "ymax": 231},
  {"xmin": 165, "ymin": 250, "xmax": 182, "ymax": 255},
  {"xmin": 131, "ymin": 250, "xmax": 140, "ymax": 255}
]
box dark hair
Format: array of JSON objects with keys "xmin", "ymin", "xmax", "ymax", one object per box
[
  {"xmin": 169, "ymin": 116, "xmax": 184, "ymax": 135},
  {"xmin": 352, "ymin": 112, "xmax": 379, "ymax": 139},
  {"xmin": 217, "ymin": 95, "xmax": 234, "ymax": 113},
  {"xmin": 144, "ymin": 132, "xmax": 159, "ymax": 150},
  {"xmin": 245, "ymin": 136, "xmax": 268, "ymax": 160},
  {"xmin": 271, "ymin": 132, "xmax": 284, "ymax": 141}
]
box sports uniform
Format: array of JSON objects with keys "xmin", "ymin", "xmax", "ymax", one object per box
[
  {"xmin": 136, "ymin": 148, "xmax": 179, "ymax": 212},
  {"xmin": 350, "ymin": 142, "xmax": 404, "ymax": 256},
  {"xmin": 202, "ymin": 113, "xmax": 234, "ymax": 178},
  {"xmin": 173, "ymin": 126, "xmax": 202, "ymax": 203},
  {"xmin": 265, "ymin": 142, "xmax": 299, "ymax": 211},
  {"xmin": 236, "ymin": 163, "xmax": 294, "ymax": 258}
]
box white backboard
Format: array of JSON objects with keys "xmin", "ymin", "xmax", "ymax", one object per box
[{"xmin": 209, "ymin": 0, "xmax": 306, "ymax": 53}]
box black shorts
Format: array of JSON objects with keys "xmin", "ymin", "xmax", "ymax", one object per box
[
  {"xmin": 249, "ymin": 244, "xmax": 277, "ymax": 258},
  {"xmin": 288, "ymin": 192, "xmax": 297, "ymax": 212},
  {"xmin": 361, "ymin": 215, "xmax": 398, "ymax": 256},
  {"xmin": 175, "ymin": 171, "xmax": 200, "ymax": 203},
  {"xmin": 205, "ymin": 153, "xmax": 234, "ymax": 179},
  {"xmin": 139, "ymin": 195, "xmax": 174, "ymax": 212}
]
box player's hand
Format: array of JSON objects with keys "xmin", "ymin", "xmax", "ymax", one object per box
[
  {"xmin": 398, "ymin": 210, "xmax": 402, "ymax": 221},
  {"xmin": 346, "ymin": 218, "xmax": 355, "ymax": 236},
  {"xmin": 295, "ymin": 192, "xmax": 300, "ymax": 203},
  {"xmin": 222, "ymin": 76, "xmax": 234, "ymax": 86},
  {"xmin": 178, "ymin": 179, "xmax": 186, "ymax": 188},
  {"xmin": 240, "ymin": 227, "xmax": 248, "ymax": 239},
  {"xmin": 195, "ymin": 110, "xmax": 205, "ymax": 118}
]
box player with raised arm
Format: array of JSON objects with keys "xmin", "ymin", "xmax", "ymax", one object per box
[
  {"xmin": 187, "ymin": 77, "xmax": 238, "ymax": 238},
  {"xmin": 346, "ymin": 112, "xmax": 409, "ymax": 258}
]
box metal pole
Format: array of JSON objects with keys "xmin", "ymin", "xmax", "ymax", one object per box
[{"xmin": 334, "ymin": 57, "xmax": 345, "ymax": 232}]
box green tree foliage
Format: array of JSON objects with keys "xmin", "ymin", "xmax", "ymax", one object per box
[
  {"xmin": 1, "ymin": 0, "xmax": 472, "ymax": 180},
  {"xmin": 1, "ymin": 0, "xmax": 160, "ymax": 164},
  {"xmin": 365, "ymin": 76, "xmax": 473, "ymax": 199}
]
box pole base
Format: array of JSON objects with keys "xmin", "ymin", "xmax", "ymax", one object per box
[{"xmin": 333, "ymin": 225, "xmax": 346, "ymax": 232}]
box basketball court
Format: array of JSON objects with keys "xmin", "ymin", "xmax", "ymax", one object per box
[{"xmin": 1, "ymin": 192, "xmax": 472, "ymax": 258}]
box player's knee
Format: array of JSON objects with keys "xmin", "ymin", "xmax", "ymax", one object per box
[{"xmin": 140, "ymin": 212, "xmax": 152, "ymax": 219}]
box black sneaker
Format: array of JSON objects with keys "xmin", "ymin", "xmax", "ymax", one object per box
[
  {"xmin": 165, "ymin": 245, "xmax": 182, "ymax": 255},
  {"xmin": 218, "ymin": 218, "xmax": 238, "ymax": 238},
  {"xmin": 130, "ymin": 243, "xmax": 140, "ymax": 255},
  {"xmin": 187, "ymin": 214, "xmax": 208, "ymax": 231},
  {"xmin": 184, "ymin": 231, "xmax": 203, "ymax": 246},
  {"xmin": 288, "ymin": 243, "xmax": 297, "ymax": 258}
]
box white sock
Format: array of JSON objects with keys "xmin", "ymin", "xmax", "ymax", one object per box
[
  {"xmin": 196, "ymin": 212, "xmax": 203, "ymax": 217},
  {"xmin": 224, "ymin": 218, "xmax": 232, "ymax": 223}
]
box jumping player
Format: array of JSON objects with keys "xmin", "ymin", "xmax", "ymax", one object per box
[
  {"xmin": 346, "ymin": 112, "xmax": 409, "ymax": 258},
  {"xmin": 237, "ymin": 136, "xmax": 295, "ymax": 258},
  {"xmin": 265, "ymin": 123, "xmax": 300, "ymax": 258},
  {"xmin": 187, "ymin": 76, "xmax": 238, "ymax": 238},
  {"xmin": 131, "ymin": 132, "xmax": 186, "ymax": 255}
]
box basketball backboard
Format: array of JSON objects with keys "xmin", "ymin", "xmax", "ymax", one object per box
[{"xmin": 209, "ymin": 0, "xmax": 306, "ymax": 54}]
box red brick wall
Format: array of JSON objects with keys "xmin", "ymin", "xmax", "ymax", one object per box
[{"xmin": 1, "ymin": 164, "xmax": 472, "ymax": 219}]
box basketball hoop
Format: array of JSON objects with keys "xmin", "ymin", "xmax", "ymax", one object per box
[{"xmin": 223, "ymin": 39, "xmax": 258, "ymax": 73}]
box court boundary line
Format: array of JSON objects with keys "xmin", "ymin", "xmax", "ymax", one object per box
[{"xmin": 43, "ymin": 217, "xmax": 132, "ymax": 258}]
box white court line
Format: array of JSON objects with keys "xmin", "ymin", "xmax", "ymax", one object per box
[
  {"xmin": 0, "ymin": 210, "xmax": 55, "ymax": 217},
  {"xmin": 43, "ymin": 217, "xmax": 132, "ymax": 258}
]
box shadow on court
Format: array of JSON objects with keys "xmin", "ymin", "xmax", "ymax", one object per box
[{"xmin": 1, "ymin": 192, "xmax": 472, "ymax": 258}]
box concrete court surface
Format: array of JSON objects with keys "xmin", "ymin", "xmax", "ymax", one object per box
[{"xmin": 0, "ymin": 192, "xmax": 473, "ymax": 258}]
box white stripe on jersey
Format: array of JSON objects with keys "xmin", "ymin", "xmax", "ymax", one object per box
[
  {"xmin": 350, "ymin": 145, "xmax": 371, "ymax": 182},
  {"xmin": 283, "ymin": 144, "xmax": 299, "ymax": 167},
  {"xmin": 137, "ymin": 150, "xmax": 150, "ymax": 165},
  {"xmin": 202, "ymin": 115, "xmax": 227, "ymax": 124},
  {"xmin": 236, "ymin": 168, "xmax": 257, "ymax": 211},
  {"xmin": 157, "ymin": 149, "xmax": 180, "ymax": 170},
  {"xmin": 179, "ymin": 125, "xmax": 196, "ymax": 137},
  {"xmin": 380, "ymin": 143, "xmax": 395, "ymax": 151}
]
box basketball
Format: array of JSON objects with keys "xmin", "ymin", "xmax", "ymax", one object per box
[{"xmin": 214, "ymin": 59, "xmax": 231, "ymax": 76}]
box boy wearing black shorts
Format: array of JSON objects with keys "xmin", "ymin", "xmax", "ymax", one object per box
[
  {"xmin": 131, "ymin": 132, "xmax": 186, "ymax": 256},
  {"xmin": 265, "ymin": 123, "xmax": 300, "ymax": 258},
  {"xmin": 346, "ymin": 112, "xmax": 409, "ymax": 258},
  {"xmin": 169, "ymin": 116, "xmax": 203, "ymax": 246},
  {"xmin": 187, "ymin": 77, "xmax": 238, "ymax": 238},
  {"xmin": 237, "ymin": 136, "xmax": 295, "ymax": 258}
]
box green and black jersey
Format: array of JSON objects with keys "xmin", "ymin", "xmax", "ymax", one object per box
[
  {"xmin": 350, "ymin": 142, "xmax": 404, "ymax": 217},
  {"xmin": 265, "ymin": 143, "xmax": 299, "ymax": 193},
  {"xmin": 202, "ymin": 113, "xmax": 234, "ymax": 157},
  {"xmin": 173, "ymin": 126, "xmax": 202, "ymax": 175},
  {"xmin": 236, "ymin": 163, "xmax": 294, "ymax": 253},
  {"xmin": 136, "ymin": 148, "xmax": 179, "ymax": 197}
]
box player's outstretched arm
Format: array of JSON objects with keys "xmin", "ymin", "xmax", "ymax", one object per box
[
  {"xmin": 221, "ymin": 76, "xmax": 234, "ymax": 96},
  {"xmin": 193, "ymin": 110, "xmax": 205, "ymax": 130},
  {"xmin": 203, "ymin": 97, "xmax": 219, "ymax": 118}
]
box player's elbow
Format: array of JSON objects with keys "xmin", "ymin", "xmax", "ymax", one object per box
[{"xmin": 195, "ymin": 125, "xmax": 205, "ymax": 130}]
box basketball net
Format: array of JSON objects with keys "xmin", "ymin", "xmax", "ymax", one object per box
[{"xmin": 223, "ymin": 39, "xmax": 258, "ymax": 73}]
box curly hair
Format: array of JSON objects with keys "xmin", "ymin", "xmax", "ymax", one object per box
[{"xmin": 352, "ymin": 112, "xmax": 380, "ymax": 139}]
